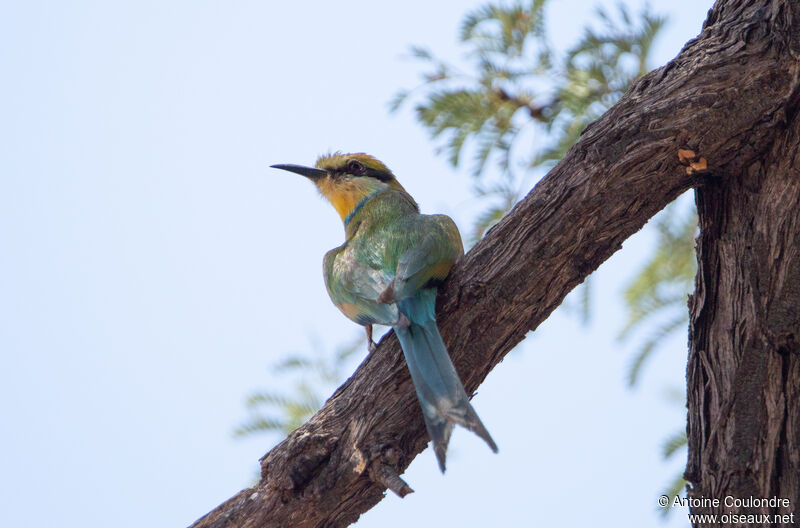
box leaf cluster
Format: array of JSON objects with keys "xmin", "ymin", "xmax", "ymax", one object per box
[
  {"xmin": 392, "ymin": 0, "xmax": 665, "ymax": 240},
  {"xmin": 619, "ymin": 202, "xmax": 697, "ymax": 387},
  {"xmin": 234, "ymin": 336, "xmax": 363, "ymax": 438},
  {"xmin": 657, "ymin": 385, "xmax": 690, "ymax": 516}
]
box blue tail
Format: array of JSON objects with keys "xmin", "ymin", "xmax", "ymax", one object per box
[{"xmin": 394, "ymin": 289, "xmax": 497, "ymax": 472}]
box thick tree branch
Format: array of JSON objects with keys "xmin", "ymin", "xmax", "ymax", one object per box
[{"xmin": 191, "ymin": 1, "xmax": 800, "ymax": 526}]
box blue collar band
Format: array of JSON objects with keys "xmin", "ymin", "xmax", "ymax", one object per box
[{"xmin": 345, "ymin": 190, "xmax": 382, "ymax": 228}]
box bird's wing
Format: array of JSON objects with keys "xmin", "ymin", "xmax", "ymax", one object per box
[
  {"xmin": 324, "ymin": 246, "xmax": 398, "ymax": 326},
  {"xmin": 393, "ymin": 214, "xmax": 464, "ymax": 300}
]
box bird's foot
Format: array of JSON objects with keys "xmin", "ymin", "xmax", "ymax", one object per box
[{"xmin": 365, "ymin": 325, "xmax": 378, "ymax": 353}]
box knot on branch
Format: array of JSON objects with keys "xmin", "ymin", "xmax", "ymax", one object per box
[
  {"xmin": 368, "ymin": 447, "xmax": 414, "ymax": 498},
  {"xmin": 260, "ymin": 432, "xmax": 339, "ymax": 494}
]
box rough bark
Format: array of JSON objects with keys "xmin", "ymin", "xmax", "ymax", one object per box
[
  {"xmin": 190, "ymin": 0, "xmax": 800, "ymax": 526},
  {"xmin": 685, "ymin": 2, "xmax": 800, "ymax": 525}
]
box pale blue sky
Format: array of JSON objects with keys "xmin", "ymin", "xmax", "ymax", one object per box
[{"xmin": 0, "ymin": 1, "xmax": 710, "ymax": 527}]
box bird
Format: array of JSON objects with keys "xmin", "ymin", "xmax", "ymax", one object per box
[{"xmin": 271, "ymin": 152, "xmax": 497, "ymax": 472}]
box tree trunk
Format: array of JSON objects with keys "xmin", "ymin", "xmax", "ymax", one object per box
[
  {"xmin": 685, "ymin": 3, "xmax": 800, "ymax": 524},
  {"xmin": 190, "ymin": 0, "xmax": 800, "ymax": 526}
]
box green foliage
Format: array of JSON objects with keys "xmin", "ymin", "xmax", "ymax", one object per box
[
  {"xmin": 662, "ymin": 429, "xmax": 688, "ymax": 459},
  {"xmin": 660, "ymin": 469, "xmax": 689, "ymax": 517},
  {"xmin": 619, "ymin": 202, "xmax": 697, "ymax": 386},
  {"xmin": 234, "ymin": 335, "xmax": 363, "ymax": 438},
  {"xmin": 658, "ymin": 420, "xmax": 689, "ymax": 516},
  {"xmin": 392, "ymin": 0, "xmax": 665, "ymax": 240},
  {"xmin": 614, "ymin": 202, "xmax": 695, "ymax": 516}
]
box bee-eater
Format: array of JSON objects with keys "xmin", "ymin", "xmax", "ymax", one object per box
[{"xmin": 271, "ymin": 152, "xmax": 497, "ymax": 472}]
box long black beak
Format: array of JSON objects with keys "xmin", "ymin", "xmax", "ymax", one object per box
[{"xmin": 270, "ymin": 164, "xmax": 327, "ymax": 180}]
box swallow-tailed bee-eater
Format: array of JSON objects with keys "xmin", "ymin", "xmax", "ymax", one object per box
[{"xmin": 271, "ymin": 152, "xmax": 497, "ymax": 472}]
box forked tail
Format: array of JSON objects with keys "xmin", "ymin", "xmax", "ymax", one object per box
[{"xmin": 394, "ymin": 289, "xmax": 497, "ymax": 472}]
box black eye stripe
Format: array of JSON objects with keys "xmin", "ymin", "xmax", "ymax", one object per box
[
  {"xmin": 333, "ymin": 163, "xmax": 393, "ymax": 181},
  {"xmin": 363, "ymin": 168, "xmax": 393, "ymax": 182}
]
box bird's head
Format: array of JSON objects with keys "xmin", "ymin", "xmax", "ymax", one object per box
[{"xmin": 271, "ymin": 152, "xmax": 414, "ymax": 224}]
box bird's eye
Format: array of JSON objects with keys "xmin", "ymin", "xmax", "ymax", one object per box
[{"xmin": 347, "ymin": 160, "xmax": 365, "ymax": 174}]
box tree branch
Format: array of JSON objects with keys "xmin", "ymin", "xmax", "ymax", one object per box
[{"xmin": 190, "ymin": 1, "xmax": 800, "ymax": 526}]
